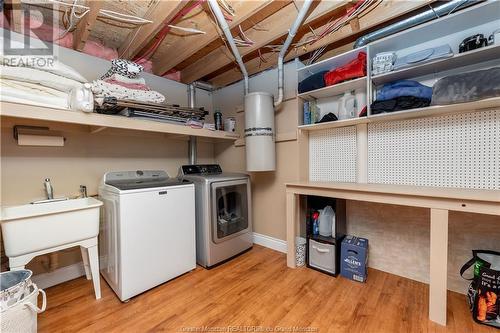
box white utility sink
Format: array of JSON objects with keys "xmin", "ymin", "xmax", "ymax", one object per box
[
  {"xmin": 1, "ymin": 197, "xmax": 102, "ymax": 258},
  {"xmin": 1, "ymin": 197, "xmax": 103, "ymax": 299}
]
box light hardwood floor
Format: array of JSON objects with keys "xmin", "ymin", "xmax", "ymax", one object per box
[{"xmin": 38, "ymin": 245, "xmax": 495, "ymax": 332}]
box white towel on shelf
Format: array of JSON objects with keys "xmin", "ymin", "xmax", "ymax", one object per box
[
  {"xmin": 1, "ymin": 79, "xmax": 70, "ymax": 109},
  {"xmin": 1, "ymin": 65, "xmax": 83, "ymax": 92}
]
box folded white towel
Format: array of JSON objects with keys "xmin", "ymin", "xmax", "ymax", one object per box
[
  {"xmin": 1, "ymin": 65, "xmax": 83, "ymax": 92},
  {"xmin": 1, "ymin": 79, "xmax": 69, "ymax": 109}
]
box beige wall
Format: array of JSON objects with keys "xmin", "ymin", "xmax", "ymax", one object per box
[
  {"xmin": 346, "ymin": 201, "xmax": 500, "ymax": 294},
  {"xmin": 213, "ymin": 61, "xmax": 300, "ymax": 240},
  {"xmin": 216, "ymin": 136, "xmax": 299, "ymax": 240},
  {"xmin": 0, "ymin": 32, "xmax": 217, "ymax": 274},
  {"xmin": 0, "ymin": 123, "xmax": 214, "ymax": 273}
]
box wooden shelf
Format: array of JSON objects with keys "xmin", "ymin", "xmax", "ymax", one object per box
[
  {"xmin": 298, "ymin": 97, "xmax": 500, "ymax": 131},
  {"xmin": 286, "ymin": 181, "xmax": 500, "ymax": 204},
  {"xmin": 297, "ymin": 77, "xmax": 367, "ymax": 100},
  {"xmin": 298, "ymin": 47, "xmax": 367, "ymax": 82},
  {"xmin": 372, "ymin": 44, "xmax": 500, "ymax": 85},
  {"xmin": 308, "ymin": 234, "xmax": 338, "ymax": 245},
  {"xmin": 368, "ymin": 96, "xmax": 500, "ymax": 123},
  {"xmin": 0, "ymin": 102, "xmax": 240, "ymax": 141}
]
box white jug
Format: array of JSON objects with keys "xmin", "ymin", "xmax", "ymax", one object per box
[
  {"xmin": 319, "ymin": 206, "xmax": 335, "ymax": 237},
  {"xmin": 337, "ymin": 91, "xmax": 356, "ymax": 120}
]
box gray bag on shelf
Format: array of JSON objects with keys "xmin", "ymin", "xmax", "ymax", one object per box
[
  {"xmin": 393, "ymin": 44, "xmax": 453, "ymax": 71},
  {"xmin": 431, "ymin": 67, "xmax": 500, "ymax": 105}
]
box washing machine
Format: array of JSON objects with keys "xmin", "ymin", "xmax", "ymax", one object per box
[
  {"xmin": 179, "ymin": 164, "xmax": 252, "ymax": 268},
  {"xmin": 98, "ymin": 170, "xmax": 196, "ymax": 301}
]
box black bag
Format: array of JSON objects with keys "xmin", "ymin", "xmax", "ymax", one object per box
[
  {"xmin": 460, "ymin": 250, "xmax": 500, "ymax": 329},
  {"xmin": 298, "ymin": 71, "xmax": 328, "ymax": 94}
]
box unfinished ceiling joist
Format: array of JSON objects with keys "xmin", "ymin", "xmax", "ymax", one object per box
[
  {"xmin": 207, "ymin": 0, "xmax": 433, "ymax": 87},
  {"xmin": 118, "ymin": 0, "xmax": 188, "ymax": 60},
  {"xmin": 179, "ymin": 0, "xmax": 347, "ymax": 84},
  {"xmin": 73, "ymin": 1, "xmax": 103, "ymax": 51},
  {"xmin": 152, "ymin": 0, "xmax": 278, "ymax": 76},
  {"xmin": 5, "ymin": 0, "xmax": 23, "ymax": 34}
]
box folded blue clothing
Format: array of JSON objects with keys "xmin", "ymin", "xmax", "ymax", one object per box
[{"xmin": 376, "ymin": 79, "xmax": 433, "ymax": 101}]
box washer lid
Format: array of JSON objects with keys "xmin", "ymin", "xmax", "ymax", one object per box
[{"xmin": 104, "ymin": 170, "xmax": 191, "ymax": 190}]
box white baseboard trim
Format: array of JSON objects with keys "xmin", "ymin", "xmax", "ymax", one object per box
[
  {"xmin": 32, "ymin": 262, "xmax": 86, "ymax": 289},
  {"xmin": 252, "ymin": 232, "xmax": 287, "ymax": 253}
]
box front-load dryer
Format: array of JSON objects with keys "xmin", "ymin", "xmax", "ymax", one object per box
[
  {"xmin": 98, "ymin": 170, "xmax": 195, "ymax": 301},
  {"xmin": 179, "ymin": 164, "xmax": 252, "ymax": 268}
]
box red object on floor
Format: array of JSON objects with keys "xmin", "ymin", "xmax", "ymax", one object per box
[{"xmin": 324, "ymin": 52, "xmax": 367, "ymax": 86}]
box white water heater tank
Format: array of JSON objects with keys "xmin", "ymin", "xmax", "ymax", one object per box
[{"xmin": 244, "ymin": 92, "xmax": 276, "ymax": 171}]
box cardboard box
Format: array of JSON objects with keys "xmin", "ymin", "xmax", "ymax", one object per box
[{"xmin": 340, "ymin": 235, "xmax": 368, "ymax": 282}]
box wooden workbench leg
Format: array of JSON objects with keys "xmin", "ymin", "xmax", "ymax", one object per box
[
  {"xmin": 286, "ymin": 192, "xmax": 297, "ymax": 268},
  {"xmin": 429, "ymin": 208, "xmax": 449, "ymax": 326}
]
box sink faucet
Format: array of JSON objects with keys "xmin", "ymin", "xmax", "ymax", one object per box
[
  {"xmin": 80, "ymin": 185, "xmax": 88, "ymax": 198},
  {"xmin": 44, "ymin": 178, "xmax": 54, "ymax": 200},
  {"xmin": 31, "ymin": 178, "xmax": 68, "ymax": 204}
]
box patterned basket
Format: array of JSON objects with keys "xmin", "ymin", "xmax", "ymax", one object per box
[
  {"xmin": 1, "ymin": 270, "xmax": 46, "ymax": 333},
  {"xmin": 295, "ymin": 237, "xmax": 307, "ymax": 267}
]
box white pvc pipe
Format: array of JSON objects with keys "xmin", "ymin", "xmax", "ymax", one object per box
[
  {"xmin": 208, "ymin": 0, "xmax": 249, "ymax": 95},
  {"xmin": 274, "ymin": 0, "xmax": 313, "ymax": 107}
]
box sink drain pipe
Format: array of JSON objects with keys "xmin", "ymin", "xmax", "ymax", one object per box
[
  {"xmin": 274, "ymin": 0, "xmax": 313, "ymax": 108},
  {"xmin": 208, "ymin": 0, "xmax": 312, "ymax": 171},
  {"xmin": 208, "ymin": 0, "xmax": 249, "ymax": 95},
  {"xmin": 188, "ymin": 83, "xmax": 197, "ymax": 165}
]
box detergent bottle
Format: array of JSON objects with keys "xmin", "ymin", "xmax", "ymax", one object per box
[{"xmin": 338, "ymin": 91, "xmax": 356, "ymax": 120}]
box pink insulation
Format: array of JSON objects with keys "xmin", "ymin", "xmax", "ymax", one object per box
[
  {"xmin": 2, "ymin": 13, "xmax": 180, "ymax": 81},
  {"xmin": 163, "ymin": 70, "xmax": 181, "ymax": 82},
  {"xmin": 1, "ymin": 12, "xmax": 10, "ymax": 29},
  {"xmin": 2, "ymin": 15, "xmax": 117, "ymax": 60},
  {"xmin": 82, "ymin": 39, "xmax": 118, "ymax": 61},
  {"xmin": 28, "ymin": 16, "xmax": 73, "ymax": 48},
  {"xmin": 136, "ymin": 58, "xmax": 153, "ymax": 73}
]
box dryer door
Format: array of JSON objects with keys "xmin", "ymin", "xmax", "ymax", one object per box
[{"xmin": 211, "ymin": 179, "xmax": 251, "ymax": 243}]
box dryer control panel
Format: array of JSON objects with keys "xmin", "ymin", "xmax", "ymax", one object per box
[{"xmin": 181, "ymin": 164, "xmax": 222, "ymax": 175}]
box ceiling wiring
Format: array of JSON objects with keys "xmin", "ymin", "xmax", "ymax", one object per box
[
  {"xmin": 135, "ymin": 0, "xmax": 206, "ymax": 63},
  {"xmin": 293, "ymin": 0, "xmax": 372, "ymax": 48},
  {"xmin": 45, "ymin": 0, "xmax": 154, "ymax": 25},
  {"xmin": 99, "ymin": 10, "xmax": 153, "ymax": 25},
  {"xmin": 218, "ymin": 0, "xmax": 235, "ymax": 17},
  {"xmin": 58, "ymin": 0, "xmax": 87, "ymax": 39},
  {"xmin": 168, "ymin": 24, "xmax": 207, "ymax": 35}
]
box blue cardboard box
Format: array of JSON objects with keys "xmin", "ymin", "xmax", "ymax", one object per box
[{"xmin": 340, "ymin": 235, "xmax": 368, "ymax": 282}]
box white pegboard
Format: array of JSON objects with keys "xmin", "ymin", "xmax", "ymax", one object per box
[
  {"xmin": 368, "ymin": 110, "xmax": 500, "ymax": 189},
  {"xmin": 309, "ymin": 127, "xmax": 357, "ymax": 182}
]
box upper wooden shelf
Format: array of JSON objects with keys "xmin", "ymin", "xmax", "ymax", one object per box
[
  {"xmin": 371, "ymin": 44, "xmax": 500, "ymax": 86},
  {"xmin": 0, "ymin": 102, "xmax": 240, "ymax": 141},
  {"xmin": 297, "ymin": 77, "xmax": 367, "ymax": 100},
  {"xmin": 298, "ymin": 96, "xmax": 500, "ymax": 131}
]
